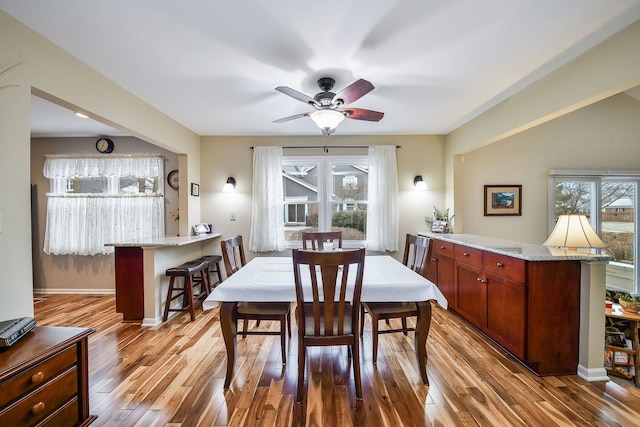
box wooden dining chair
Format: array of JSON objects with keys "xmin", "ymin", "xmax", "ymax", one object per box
[
  {"xmin": 301, "ymin": 231, "xmax": 343, "ymax": 250},
  {"xmin": 220, "ymin": 235, "xmax": 291, "ymax": 363},
  {"xmin": 292, "ymin": 247, "xmax": 366, "ymax": 403},
  {"xmin": 361, "ymin": 234, "xmax": 432, "ymax": 363}
]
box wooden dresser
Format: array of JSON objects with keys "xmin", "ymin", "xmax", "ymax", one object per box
[
  {"xmin": 0, "ymin": 326, "xmax": 96, "ymax": 426},
  {"xmin": 423, "ymin": 233, "xmax": 606, "ymax": 376}
]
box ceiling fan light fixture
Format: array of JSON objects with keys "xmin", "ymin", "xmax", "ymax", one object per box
[{"xmin": 309, "ymin": 109, "xmax": 344, "ymax": 131}]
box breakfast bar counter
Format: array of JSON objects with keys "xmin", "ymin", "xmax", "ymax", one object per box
[
  {"xmin": 106, "ymin": 234, "xmax": 220, "ymax": 325},
  {"xmin": 419, "ymin": 232, "xmax": 612, "ymax": 383}
]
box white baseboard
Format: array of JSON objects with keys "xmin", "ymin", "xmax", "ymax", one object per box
[
  {"xmin": 577, "ymin": 364, "xmax": 610, "ymax": 382},
  {"xmin": 142, "ymin": 316, "xmax": 162, "ymax": 327},
  {"xmin": 34, "ymin": 288, "xmax": 115, "ymax": 295}
]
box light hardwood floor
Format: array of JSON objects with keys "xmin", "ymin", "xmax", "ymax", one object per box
[{"xmin": 33, "ymin": 294, "xmax": 640, "ymax": 426}]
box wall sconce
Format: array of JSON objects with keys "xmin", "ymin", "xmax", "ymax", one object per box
[
  {"xmin": 543, "ymin": 214, "xmax": 606, "ymax": 251},
  {"xmin": 222, "ymin": 177, "xmax": 236, "ymax": 192},
  {"xmin": 413, "ymin": 175, "xmax": 427, "ymax": 190}
]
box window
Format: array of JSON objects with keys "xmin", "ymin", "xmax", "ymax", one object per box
[
  {"xmin": 283, "ymin": 156, "xmax": 368, "ymax": 246},
  {"xmin": 550, "ymin": 171, "xmax": 639, "ymax": 293},
  {"xmin": 43, "ymin": 154, "xmax": 164, "ymax": 255}
]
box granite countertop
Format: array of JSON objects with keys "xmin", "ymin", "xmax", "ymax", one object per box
[
  {"xmin": 105, "ymin": 233, "xmax": 221, "ymax": 248},
  {"xmin": 418, "ymin": 232, "xmax": 612, "ymax": 262}
]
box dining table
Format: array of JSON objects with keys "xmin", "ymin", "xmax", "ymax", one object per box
[{"xmin": 202, "ymin": 255, "xmax": 448, "ymax": 388}]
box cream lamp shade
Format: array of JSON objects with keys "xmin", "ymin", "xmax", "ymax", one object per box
[
  {"xmin": 309, "ymin": 109, "xmax": 345, "ymax": 131},
  {"xmin": 543, "ymin": 214, "xmax": 606, "ymax": 249}
]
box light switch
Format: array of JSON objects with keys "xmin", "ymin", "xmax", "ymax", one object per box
[{"xmin": 230, "ymin": 212, "xmax": 236, "ymax": 221}]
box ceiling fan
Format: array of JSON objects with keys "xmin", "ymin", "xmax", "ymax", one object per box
[{"xmin": 273, "ymin": 77, "xmax": 384, "ymax": 135}]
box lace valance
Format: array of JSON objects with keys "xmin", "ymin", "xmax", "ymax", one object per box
[{"xmin": 43, "ymin": 154, "xmax": 163, "ymax": 178}]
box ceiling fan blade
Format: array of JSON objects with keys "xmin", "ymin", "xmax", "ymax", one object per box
[
  {"xmin": 333, "ymin": 79, "xmax": 374, "ymax": 105},
  {"xmin": 342, "ymin": 108, "xmax": 384, "ymax": 122},
  {"xmin": 272, "ymin": 112, "xmax": 310, "ymax": 123},
  {"xmin": 275, "ymin": 86, "xmax": 320, "ymax": 107}
]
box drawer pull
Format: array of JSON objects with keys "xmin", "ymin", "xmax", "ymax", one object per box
[
  {"xmin": 496, "ymin": 262, "xmax": 504, "ymax": 267},
  {"xmin": 476, "ymin": 277, "xmax": 486, "ymax": 283},
  {"xmin": 31, "ymin": 371, "xmax": 45, "ymax": 384},
  {"xmin": 463, "ymin": 252, "xmax": 469, "ymax": 257},
  {"xmin": 32, "ymin": 401, "xmax": 46, "ymax": 414},
  {"xmin": 440, "ymin": 246, "xmax": 446, "ymax": 250},
  {"xmin": 431, "ymin": 258, "xmax": 437, "ymax": 262}
]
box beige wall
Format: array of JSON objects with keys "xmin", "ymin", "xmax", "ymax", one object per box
[
  {"xmin": 199, "ymin": 135, "xmax": 446, "ymax": 262},
  {"xmin": 447, "ymin": 19, "xmax": 640, "ymax": 225},
  {"xmin": 2, "ymin": 7, "xmax": 640, "ymax": 320},
  {"xmin": 457, "ymin": 93, "xmax": 640, "ymax": 244},
  {"xmin": 0, "ymin": 11, "xmax": 200, "ymax": 318},
  {"xmin": 30, "ymin": 136, "xmax": 179, "ymax": 293}
]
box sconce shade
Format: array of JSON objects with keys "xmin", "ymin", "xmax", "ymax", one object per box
[
  {"xmin": 309, "ymin": 109, "xmax": 345, "ymax": 131},
  {"xmin": 413, "ymin": 175, "xmax": 427, "ymax": 190},
  {"xmin": 223, "ymin": 176, "xmax": 236, "ymax": 192},
  {"xmin": 543, "ymin": 214, "xmax": 606, "ymax": 249}
]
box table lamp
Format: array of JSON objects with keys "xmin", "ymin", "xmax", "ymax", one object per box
[{"xmin": 543, "ymin": 214, "xmax": 606, "ymax": 251}]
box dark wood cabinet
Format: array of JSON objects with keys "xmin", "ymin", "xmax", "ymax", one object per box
[
  {"xmin": 454, "ymin": 244, "xmax": 484, "ymax": 328},
  {"xmin": 484, "ymin": 271, "xmax": 526, "ymax": 359},
  {"xmin": 0, "ymin": 326, "xmax": 96, "ymax": 426},
  {"xmin": 114, "ymin": 246, "xmax": 145, "ymax": 321},
  {"xmin": 455, "ymin": 261, "xmax": 484, "ymax": 328},
  {"xmin": 428, "ymin": 240, "xmax": 456, "ymax": 308},
  {"xmin": 429, "ymin": 235, "xmax": 581, "ymax": 376}
]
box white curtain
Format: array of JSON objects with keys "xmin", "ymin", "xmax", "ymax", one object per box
[
  {"xmin": 44, "ymin": 194, "xmax": 164, "ymax": 255},
  {"xmin": 366, "ymin": 145, "xmax": 399, "ymax": 252},
  {"xmin": 249, "ymin": 146, "xmax": 285, "ymax": 252},
  {"xmin": 43, "ymin": 153, "xmax": 163, "ymax": 178},
  {"xmin": 43, "ymin": 154, "xmax": 164, "ymax": 255}
]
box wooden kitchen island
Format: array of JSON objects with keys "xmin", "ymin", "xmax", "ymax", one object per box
[
  {"xmin": 106, "ymin": 234, "xmax": 220, "ymax": 325},
  {"xmin": 420, "ymin": 232, "xmax": 611, "ymax": 382}
]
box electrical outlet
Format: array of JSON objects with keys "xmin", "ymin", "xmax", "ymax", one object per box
[{"xmin": 230, "ymin": 212, "xmax": 236, "ymax": 221}]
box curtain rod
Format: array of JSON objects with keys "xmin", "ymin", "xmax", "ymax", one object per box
[{"xmin": 250, "ymin": 145, "xmax": 400, "ymax": 151}]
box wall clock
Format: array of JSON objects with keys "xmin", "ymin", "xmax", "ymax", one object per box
[
  {"xmin": 167, "ymin": 170, "xmax": 179, "ymax": 190},
  {"xmin": 95, "ymin": 137, "xmax": 114, "ymax": 153}
]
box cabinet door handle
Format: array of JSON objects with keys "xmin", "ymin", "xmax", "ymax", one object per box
[
  {"xmin": 476, "ymin": 277, "xmax": 486, "ymax": 283},
  {"xmin": 431, "ymin": 258, "xmax": 437, "ymax": 262},
  {"xmin": 496, "ymin": 262, "xmax": 504, "ymax": 267},
  {"xmin": 32, "ymin": 401, "xmax": 46, "ymax": 415},
  {"xmin": 31, "ymin": 371, "xmax": 45, "ymax": 384}
]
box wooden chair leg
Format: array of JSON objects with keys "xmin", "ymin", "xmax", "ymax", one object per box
[
  {"xmin": 372, "ymin": 314, "xmax": 379, "ymax": 364},
  {"xmin": 353, "ymin": 341, "xmax": 362, "ymax": 400},
  {"xmin": 242, "ymin": 319, "xmax": 249, "ymax": 338},
  {"xmin": 185, "ymin": 275, "xmax": 195, "ymax": 321},
  {"xmin": 162, "ymin": 276, "xmax": 176, "ymax": 321},
  {"xmin": 280, "ymin": 315, "xmax": 287, "ymax": 364},
  {"xmin": 296, "ymin": 340, "xmax": 306, "ymax": 403},
  {"xmin": 401, "ymin": 317, "xmax": 408, "ymax": 335}
]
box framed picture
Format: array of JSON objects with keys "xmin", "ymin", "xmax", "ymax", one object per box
[
  {"xmin": 190, "ymin": 182, "xmax": 200, "ymax": 197},
  {"xmin": 484, "ymin": 185, "xmax": 522, "ymax": 216}
]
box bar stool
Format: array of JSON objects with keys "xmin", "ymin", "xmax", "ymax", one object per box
[
  {"xmin": 193, "ymin": 255, "xmax": 223, "ymax": 292},
  {"xmin": 163, "ymin": 259, "xmax": 210, "ymax": 322}
]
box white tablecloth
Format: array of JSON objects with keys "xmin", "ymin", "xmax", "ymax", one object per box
[{"xmin": 203, "ymin": 256, "xmax": 448, "ymax": 310}]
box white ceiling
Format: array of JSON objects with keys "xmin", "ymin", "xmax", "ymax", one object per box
[{"xmin": 3, "ymin": 0, "xmax": 640, "ymax": 138}]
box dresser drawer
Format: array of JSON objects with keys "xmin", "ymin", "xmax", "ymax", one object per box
[
  {"xmin": 40, "ymin": 398, "xmax": 79, "ymax": 427},
  {"xmin": 433, "ymin": 240, "xmax": 455, "ymax": 257},
  {"xmin": 455, "ymin": 245, "xmax": 482, "ymax": 267},
  {"xmin": 0, "ymin": 345, "xmax": 76, "ymax": 407},
  {"xmin": 483, "ymin": 251, "xmax": 526, "ymax": 283},
  {"xmin": 0, "ymin": 366, "xmax": 78, "ymax": 426}
]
